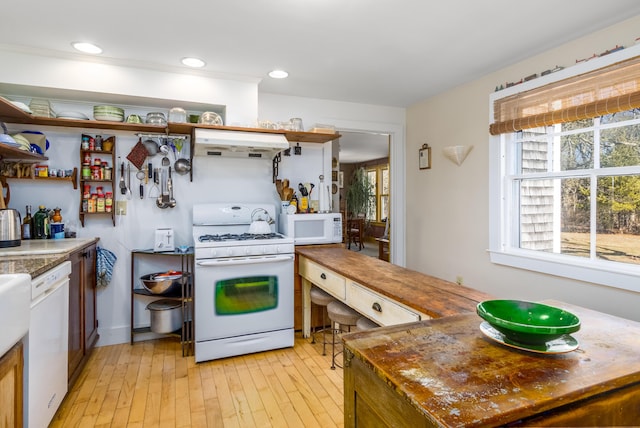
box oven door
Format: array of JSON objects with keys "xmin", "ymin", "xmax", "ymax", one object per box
[{"xmin": 194, "ymin": 254, "xmax": 294, "ymax": 341}]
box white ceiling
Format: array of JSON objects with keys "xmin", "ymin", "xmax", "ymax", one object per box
[
  {"xmin": 339, "ymin": 131, "xmax": 389, "ymax": 164},
  {"xmin": 2, "ymin": 2, "xmax": 639, "ymax": 163},
  {"xmin": 2, "ymin": 1, "xmax": 639, "ymax": 108}
]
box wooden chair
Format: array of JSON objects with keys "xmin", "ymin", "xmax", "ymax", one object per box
[
  {"xmin": 375, "ymin": 218, "xmax": 390, "ymax": 261},
  {"xmin": 347, "ymin": 217, "xmax": 364, "ymax": 250}
]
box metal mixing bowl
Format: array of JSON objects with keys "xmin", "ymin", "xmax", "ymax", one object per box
[{"xmin": 140, "ymin": 271, "xmax": 190, "ymax": 295}]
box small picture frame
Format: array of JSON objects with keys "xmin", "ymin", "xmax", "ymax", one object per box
[
  {"xmin": 338, "ymin": 171, "xmax": 344, "ymax": 188},
  {"xmin": 332, "ymin": 170, "xmax": 338, "ymax": 182},
  {"xmin": 419, "ymin": 144, "xmax": 431, "ymax": 170}
]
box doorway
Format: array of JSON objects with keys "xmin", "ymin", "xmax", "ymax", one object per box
[{"xmin": 335, "ymin": 131, "xmax": 390, "ymax": 261}]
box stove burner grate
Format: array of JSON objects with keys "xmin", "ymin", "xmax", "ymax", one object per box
[{"xmin": 198, "ymin": 233, "xmax": 284, "ymax": 243}]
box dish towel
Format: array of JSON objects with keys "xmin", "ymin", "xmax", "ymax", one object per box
[{"xmin": 96, "ymin": 246, "xmax": 117, "ymax": 288}]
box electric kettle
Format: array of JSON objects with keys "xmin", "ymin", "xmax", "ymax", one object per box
[{"xmin": 0, "ymin": 209, "xmax": 22, "ymax": 248}]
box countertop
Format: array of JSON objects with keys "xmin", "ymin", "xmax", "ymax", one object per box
[
  {"xmin": 343, "ymin": 300, "xmax": 640, "ymax": 427},
  {"xmin": 0, "ymin": 238, "xmax": 99, "ymax": 277},
  {"xmin": 295, "ymin": 246, "xmax": 493, "ymax": 318}
]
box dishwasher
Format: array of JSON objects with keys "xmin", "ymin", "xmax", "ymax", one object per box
[{"xmin": 23, "ymin": 261, "xmax": 70, "ymax": 428}]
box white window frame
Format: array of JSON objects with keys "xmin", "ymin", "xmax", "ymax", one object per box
[{"xmin": 489, "ymin": 45, "xmax": 640, "ymax": 293}]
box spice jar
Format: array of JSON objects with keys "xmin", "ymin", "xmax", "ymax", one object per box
[
  {"xmin": 105, "ymin": 192, "xmax": 113, "ymax": 212},
  {"xmin": 83, "ymin": 153, "xmax": 91, "ymax": 165}
]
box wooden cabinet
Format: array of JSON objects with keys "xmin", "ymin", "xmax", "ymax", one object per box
[
  {"xmin": 67, "ymin": 242, "xmax": 98, "ymax": 388},
  {"xmin": 130, "ymin": 249, "xmax": 194, "ymax": 356},
  {"xmin": 0, "ymin": 342, "xmax": 23, "ymax": 428}
]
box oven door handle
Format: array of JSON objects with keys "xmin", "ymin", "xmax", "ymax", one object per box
[{"xmin": 196, "ymin": 255, "xmax": 294, "ymax": 267}]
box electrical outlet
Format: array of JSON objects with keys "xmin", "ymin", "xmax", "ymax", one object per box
[
  {"xmin": 116, "ymin": 200, "xmax": 127, "ymax": 215},
  {"xmin": 456, "ymin": 275, "xmax": 464, "ymax": 285}
]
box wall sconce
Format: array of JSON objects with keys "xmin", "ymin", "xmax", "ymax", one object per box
[{"xmin": 442, "ymin": 145, "xmax": 473, "ymax": 166}]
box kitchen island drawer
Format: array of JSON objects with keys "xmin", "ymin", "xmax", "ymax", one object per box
[
  {"xmin": 299, "ymin": 257, "xmax": 346, "ymax": 300},
  {"xmin": 347, "ymin": 281, "xmax": 421, "ymax": 326}
]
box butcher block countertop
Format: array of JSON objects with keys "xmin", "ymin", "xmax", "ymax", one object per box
[
  {"xmin": 343, "ymin": 300, "xmax": 640, "ymax": 427},
  {"xmin": 295, "ymin": 246, "xmax": 493, "ymax": 318}
]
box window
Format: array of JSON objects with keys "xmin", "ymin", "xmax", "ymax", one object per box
[
  {"xmin": 489, "ymin": 50, "xmax": 640, "ymax": 292},
  {"xmin": 366, "ymin": 165, "xmax": 389, "ymax": 223}
]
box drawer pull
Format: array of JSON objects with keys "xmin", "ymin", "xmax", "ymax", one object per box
[
  {"xmin": 320, "ymin": 273, "xmax": 327, "ymax": 280},
  {"xmin": 372, "ymin": 302, "xmax": 382, "ymax": 312}
]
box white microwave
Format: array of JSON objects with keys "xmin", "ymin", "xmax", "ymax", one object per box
[{"xmin": 279, "ymin": 213, "xmax": 343, "ymax": 245}]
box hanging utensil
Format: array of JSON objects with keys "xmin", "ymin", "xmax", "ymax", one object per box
[
  {"xmin": 173, "ymin": 138, "xmax": 191, "ymax": 175},
  {"xmin": 119, "ymin": 161, "xmax": 127, "ymax": 195},
  {"xmin": 149, "ymin": 168, "xmax": 160, "ymax": 199},
  {"xmin": 167, "ymin": 166, "xmax": 176, "ymax": 208},
  {"xmin": 298, "ymin": 183, "xmax": 308, "ymax": 196},
  {"xmin": 136, "ymin": 169, "xmax": 145, "ymax": 199},
  {"xmin": 126, "ymin": 163, "xmax": 132, "ymax": 200},
  {"xmin": 156, "ymin": 168, "xmax": 168, "ymax": 209},
  {"xmin": 160, "ymin": 144, "xmax": 170, "ymax": 167}
]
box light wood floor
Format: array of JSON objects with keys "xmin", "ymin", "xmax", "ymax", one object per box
[{"xmin": 51, "ymin": 333, "xmax": 344, "ymax": 427}]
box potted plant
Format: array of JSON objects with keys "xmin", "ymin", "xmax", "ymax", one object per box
[{"xmin": 345, "ymin": 167, "xmax": 373, "ymax": 219}]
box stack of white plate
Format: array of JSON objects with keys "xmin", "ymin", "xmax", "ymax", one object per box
[
  {"xmin": 29, "ymin": 98, "xmax": 56, "ymax": 118},
  {"xmin": 93, "ymin": 105, "xmax": 125, "ymax": 122},
  {"xmin": 57, "ymin": 111, "xmax": 89, "ymax": 120}
]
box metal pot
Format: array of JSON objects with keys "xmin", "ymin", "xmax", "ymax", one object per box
[
  {"xmin": 0, "ymin": 209, "xmax": 21, "ymax": 248},
  {"xmin": 140, "ymin": 271, "xmax": 190, "ymax": 295},
  {"xmin": 146, "ymin": 299, "xmax": 182, "ymax": 333}
]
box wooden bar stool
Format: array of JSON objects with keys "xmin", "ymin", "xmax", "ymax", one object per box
[
  {"xmin": 327, "ymin": 301, "xmax": 361, "ymax": 369},
  {"xmin": 310, "ymin": 286, "xmax": 336, "ymax": 355},
  {"xmin": 356, "ymin": 316, "xmax": 379, "ymax": 331}
]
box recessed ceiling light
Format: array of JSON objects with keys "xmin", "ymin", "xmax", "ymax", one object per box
[
  {"xmin": 72, "ymin": 42, "xmax": 102, "ymax": 55},
  {"xmin": 268, "ymin": 70, "xmax": 289, "ymax": 79},
  {"xmin": 181, "ymin": 57, "xmax": 206, "ymax": 68}
]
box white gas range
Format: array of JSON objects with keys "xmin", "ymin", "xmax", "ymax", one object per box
[{"xmin": 192, "ymin": 203, "xmax": 295, "ymax": 362}]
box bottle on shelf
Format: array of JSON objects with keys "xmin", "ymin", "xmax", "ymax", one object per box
[
  {"xmin": 22, "ymin": 205, "xmax": 32, "ymax": 240},
  {"xmin": 33, "ymin": 205, "xmax": 49, "ymax": 239}
]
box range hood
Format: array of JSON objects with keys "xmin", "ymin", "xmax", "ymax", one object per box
[{"xmin": 194, "ymin": 128, "xmax": 289, "ymax": 159}]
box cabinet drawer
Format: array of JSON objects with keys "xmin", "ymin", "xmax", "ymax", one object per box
[
  {"xmin": 299, "ymin": 258, "xmax": 346, "ymax": 300},
  {"xmin": 347, "ymin": 282, "xmax": 420, "ymax": 326}
]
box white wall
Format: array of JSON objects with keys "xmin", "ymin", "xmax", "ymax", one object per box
[
  {"xmin": 1, "ymin": 52, "xmax": 407, "ymax": 346},
  {"xmin": 406, "ymin": 15, "xmax": 640, "ymax": 322},
  {"xmin": 259, "ymin": 94, "xmax": 407, "ymax": 264}
]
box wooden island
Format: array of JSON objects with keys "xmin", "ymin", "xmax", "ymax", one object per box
[
  {"xmin": 294, "ymin": 247, "xmax": 640, "ymax": 426},
  {"xmin": 343, "ymin": 300, "xmax": 640, "ymax": 427},
  {"xmin": 295, "ymin": 246, "xmax": 493, "ymax": 336}
]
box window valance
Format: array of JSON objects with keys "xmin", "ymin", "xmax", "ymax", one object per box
[{"xmin": 490, "ymin": 55, "xmax": 640, "ymax": 135}]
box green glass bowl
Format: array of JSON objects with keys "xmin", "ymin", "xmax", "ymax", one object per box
[{"xmin": 476, "ymin": 300, "xmax": 580, "ymax": 345}]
